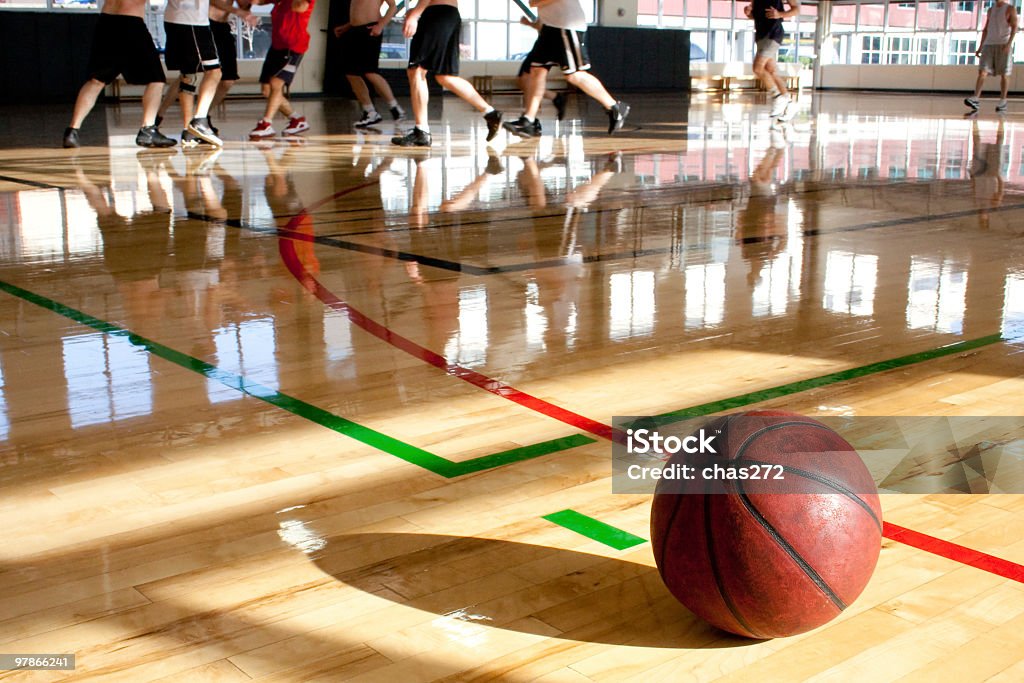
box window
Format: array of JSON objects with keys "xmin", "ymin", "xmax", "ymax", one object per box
[
  {"xmin": 951, "ymin": 38, "xmax": 978, "ymax": 63},
  {"xmin": 957, "ymin": 1, "xmax": 976, "ymax": 10},
  {"xmin": 887, "ymin": 35, "xmax": 913, "ymax": 63},
  {"xmin": 862, "ymin": 35, "xmax": 883, "ymax": 64}
]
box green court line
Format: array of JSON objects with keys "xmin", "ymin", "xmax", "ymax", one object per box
[
  {"xmin": 641, "ymin": 333, "xmax": 1005, "ymax": 428},
  {"xmin": 543, "ymin": 509, "xmax": 647, "ymax": 550},
  {"xmin": 0, "ymin": 279, "xmax": 595, "ymax": 478}
]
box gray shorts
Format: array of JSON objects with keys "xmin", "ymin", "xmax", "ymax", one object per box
[
  {"xmin": 979, "ymin": 43, "xmax": 1013, "ymax": 76},
  {"xmin": 755, "ymin": 38, "xmax": 781, "ymax": 62}
]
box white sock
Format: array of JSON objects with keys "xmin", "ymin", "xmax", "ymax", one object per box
[
  {"xmin": 483, "ymin": 106, "xmax": 495, "ymax": 115},
  {"xmin": 387, "ymin": 99, "xmax": 399, "ymax": 108},
  {"xmin": 363, "ymin": 105, "xmax": 376, "ymax": 113},
  {"xmin": 417, "ymin": 124, "xmax": 430, "ymax": 133}
]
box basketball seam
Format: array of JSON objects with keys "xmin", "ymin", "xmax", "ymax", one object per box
[
  {"xmin": 738, "ymin": 457, "xmax": 883, "ymax": 533},
  {"xmin": 705, "ymin": 490, "xmax": 763, "ymax": 638},
  {"xmin": 736, "ymin": 482, "xmax": 849, "ymax": 612},
  {"xmin": 730, "ymin": 421, "xmax": 851, "ymax": 611}
]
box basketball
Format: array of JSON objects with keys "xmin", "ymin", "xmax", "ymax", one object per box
[{"xmin": 650, "ymin": 410, "xmax": 883, "ymax": 639}]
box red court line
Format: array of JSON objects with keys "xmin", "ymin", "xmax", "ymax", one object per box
[
  {"xmin": 277, "ymin": 182, "xmax": 617, "ymax": 443},
  {"xmin": 274, "ymin": 180, "xmax": 1024, "ymax": 584},
  {"xmin": 883, "ymin": 522, "xmax": 1024, "ymax": 583}
]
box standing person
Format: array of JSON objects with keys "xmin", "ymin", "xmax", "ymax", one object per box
[
  {"xmin": 503, "ymin": 0, "xmax": 628, "ymax": 139},
  {"xmin": 334, "ymin": 0, "xmax": 405, "ymax": 127},
  {"xmin": 159, "ymin": 0, "xmax": 256, "ymax": 146},
  {"xmin": 208, "ymin": 1, "xmax": 254, "ymax": 130},
  {"xmin": 390, "ymin": 0, "xmax": 503, "ymax": 148},
  {"xmin": 744, "ymin": 0, "xmax": 800, "ymax": 122},
  {"xmin": 63, "ymin": 0, "xmax": 176, "ymax": 148},
  {"xmin": 249, "ymin": 0, "xmax": 316, "ymax": 138},
  {"xmin": 965, "ymin": 0, "xmax": 1018, "ymax": 113}
]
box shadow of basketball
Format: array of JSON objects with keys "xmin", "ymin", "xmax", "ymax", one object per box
[{"xmin": 312, "ymin": 532, "xmax": 753, "ymax": 649}]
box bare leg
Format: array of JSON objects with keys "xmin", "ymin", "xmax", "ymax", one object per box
[
  {"xmin": 141, "ymin": 82, "xmax": 164, "ymax": 127},
  {"xmin": 69, "ymin": 79, "xmax": 107, "ymax": 129},
  {"xmin": 753, "ymin": 57, "xmax": 788, "ymax": 97},
  {"xmin": 523, "ymin": 67, "xmax": 549, "ymax": 120},
  {"xmin": 194, "ymin": 69, "xmax": 222, "ymax": 119},
  {"xmin": 434, "ymin": 74, "xmax": 491, "ymax": 112},
  {"xmin": 408, "ymin": 66, "xmax": 430, "ymax": 127},
  {"xmin": 1000, "ymin": 74, "xmax": 1009, "ymax": 100},
  {"xmin": 972, "ymin": 71, "xmax": 986, "ymax": 98},
  {"xmin": 347, "ymin": 75, "xmax": 373, "ymax": 108},
  {"xmin": 262, "ymin": 78, "xmax": 290, "ymax": 121},
  {"xmin": 364, "ymin": 72, "xmax": 396, "ymax": 103},
  {"xmin": 211, "ymin": 79, "xmax": 235, "ymax": 109},
  {"xmin": 157, "ymin": 76, "xmax": 180, "ymax": 123},
  {"xmin": 565, "ymin": 71, "xmax": 616, "ymax": 109}
]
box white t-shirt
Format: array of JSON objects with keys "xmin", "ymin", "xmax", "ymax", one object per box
[
  {"xmin": 539, "ymin": 0, "xmax": 588, "ymax": 32},
  {"xmin": 164, "ymin": 0, "xmax": 210, "ymax": 26}
]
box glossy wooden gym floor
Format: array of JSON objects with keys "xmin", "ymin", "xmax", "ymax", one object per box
[{"xmin": 0, "ymin": 91, "xmax": 1023, "ymax": 681}]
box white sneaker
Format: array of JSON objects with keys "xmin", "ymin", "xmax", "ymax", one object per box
[
  {"xmin": 770, "ymin": 94, "xmax": 789, "ymax": 118},
  {"xmin": 996, "ymin": 99, "xmax": 1008, "ymax": 113},
  {"xmin": 283, "ymin": 116, "xmax": 309, "ymax": 135},
  {"xmin": 355, "ymin": 110, "xmax": 383, "ymax": 127}
]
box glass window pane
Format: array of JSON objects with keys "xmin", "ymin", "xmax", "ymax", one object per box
[{"xmin": 474, "ymin": 22, "xmax": 508, "ymax": 60}]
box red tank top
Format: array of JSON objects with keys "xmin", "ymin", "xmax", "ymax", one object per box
[{"xmin": 271, "ymin": 0, "xmax": 315, "ymax": 53}]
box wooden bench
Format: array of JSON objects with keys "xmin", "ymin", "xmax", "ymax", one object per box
[{"xmin": 690, "ymin": 62, "xmax": 805, "ymax": 95}]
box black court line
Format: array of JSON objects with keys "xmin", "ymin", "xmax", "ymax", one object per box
[
  {"xmin": 314, "ymin": 178, "xmax": 944, "ymax": 239},
  {"xmin": 192, "ymin": 191, "xmax": 1024, "ymax": 278},
  {"xmin": 0, "ymin": 174, "xmax": 66, "ymax": 191}
]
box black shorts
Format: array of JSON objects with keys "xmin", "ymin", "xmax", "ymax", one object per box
[
  {"xmin": 260, "ymin": 47, "xmax": 304, "ymax": 85},
  {"xmin": 527, "ymin": 25, "xmax": 591, "ymax": 74},
  {"xmin": 211, "ymin": 20, "xmax": 239, "ymax": 81},
  {"xmin": 518, "ymin": 56, "xmax": 551, "ymax": 77},
  {"xmin": 164, "ymin": 22, "xmax": 221, "ymax": 75},
  {"xmin": 87, "ymin": 14, "xmax": 166, "ymax": 85},
  {"xmin": 342, "ymin": 23, "xmax": 383, "ymax": 75},
  {"xmin": 408, "ymin": 4, "xmax": 460, "ymax": 76}
]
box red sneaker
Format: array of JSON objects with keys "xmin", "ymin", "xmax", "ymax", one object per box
[
  {"xmin": 283, "ymin": 116, "xmax": 310, "ymax": 135},
  {"xmin": 249, "ymin": 120, "xmax": 276, "ymax": 138}
]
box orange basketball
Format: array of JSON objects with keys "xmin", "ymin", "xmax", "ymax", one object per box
[{"xmin": 650, "ymin": 410, "xmax": 882, "ymax": 638}]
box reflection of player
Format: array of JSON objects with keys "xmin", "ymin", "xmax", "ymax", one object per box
[
  {"xmin": 391, "ymin": 0, "xmax": 503, "ymax": 147},
  {"xmin": 970, "ymin": 118, "xmax": 1007, "ymax": 230},
  {"xmin": 744, "ymin": 0, "xmax": 800, "ymax": 123},
  {"xmin": 262, "ymin": 147, "xmax": 321, "ymax": 293},
  {"xmin": 334, "ymin": 0, "xmax": 405, "ymax": 127},
  {"xmin": 964, "ymin": 0, "xmax": 1017, "ymax": 113},
  {"xmin": 63, "ymin": 0, "xmax": 175, "ymax": 149},
  {"xmin": 738, "ymin": 141, "xmax": 788, "ymax": 285},
  {"xmin": 506, "ymin": 0, "xmax": 628, "ymax": 139}
]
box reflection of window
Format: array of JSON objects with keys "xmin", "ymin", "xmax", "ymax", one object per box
[
  {"xmin": 823, "ymin": 251, "xmax": 878, "ymax": 317},
  {"xmin": 0, "ymin": 360, "xmax": 8, "ymax": 443},
  {"xmin": 752, "ymin": 253, "xmax": 795, "ymax": 318},
  {"xmin": 1003, "ymin": 275, "xmax": 1024, "ymax": 338},
  {"xmin": 610, "ymin": 271, "xmax": 656, "ymax": 340},
  {"xmin": 445, "ymin": 286, "xmax": 489, "ymax": 367},
  {"xmin": 907, "ymin": 258, "xmax": 967, "ymax": 334},
  {"xmin": 685, "ymin": 263, "xmax": 725, "ymax": 329},
  {"xmin": 63, "ymin": 333, "xmax": 153, "ymax": 429},
  {"xmin": 524, "ymin": 281, "xmax": 548, "ymax": 352},
  {"xmin": 208, "ymin": 319, "xmax": 279, "ymax": 404}
]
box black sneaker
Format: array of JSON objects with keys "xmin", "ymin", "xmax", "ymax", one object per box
[
  {"xmin": 502, "ymin": 115, "xmax": 541, "ymax": 138},
  {"xmin": 355, "ymin": 110, "xmax": 384, "ymax": 127},
  {"xmin": 206, "ymin": 116, "xmax": 219, "ymax": 136},
  {"xmin": 155, "ymin": 115, "xmax": 163, "ymax": 128},
  {"xmin": 391, "ymin": 127, "xmax": 432, "ymax": 147},
  {"xmin": 62, "ymin": 127, "xmax": 80, "ymax": 149},
  {"xmin": 553, "ymin": 92, "xmax": 568, "ymax": 121},
  {"xmin": 607, "ymin": 102, "xmax": 630, "ymax": 135},
  {"xmin": 136, "ymin": 125, "xmax": 177, "ymax": 148},
  {"xmin": 390, "ymin": 105, "xmax": 405, "ymax": 121},
  {"xmin": 484, "ymin": 109, "xmax": 503, "ymax": 142},
  {"xmin": 187, "ymin": 117, "xmax": 223, "ymax": 146}
]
